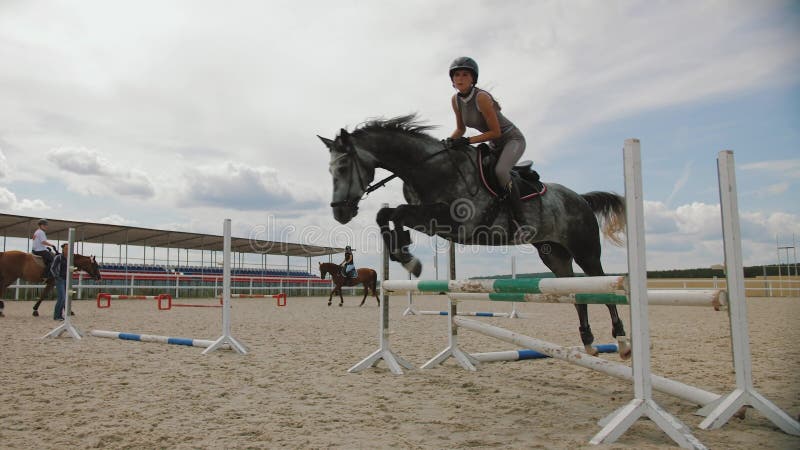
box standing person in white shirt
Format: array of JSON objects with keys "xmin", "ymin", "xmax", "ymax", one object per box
[{"xmin": 32, "ymin": 218, "xmax": 57, "ymax": 277}]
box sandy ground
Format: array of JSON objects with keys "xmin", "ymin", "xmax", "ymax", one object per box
[{"xmin": 0, "ymin": 294, "xmax": 798, "ymax": 449}]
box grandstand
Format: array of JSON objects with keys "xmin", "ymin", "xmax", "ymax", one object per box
[{"xmin": 0, "ymin": 213, "xmax": 342, "ymax": 299}]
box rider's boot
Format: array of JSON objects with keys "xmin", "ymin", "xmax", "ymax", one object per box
[{"xmin": 505, "ymin": 180, "xmax": 531, "ymax": 241}]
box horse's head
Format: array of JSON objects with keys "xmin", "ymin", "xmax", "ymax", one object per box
[
  {"xmin": 75, "ymin": 254, "xmax": 102, "ymax": 280},
  {"xmin": 319, "ymin": 129, "xmax": 374, "ymax": 224}
]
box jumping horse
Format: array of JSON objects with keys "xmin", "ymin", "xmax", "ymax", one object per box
[
  {"xmin": 319, "ymin": 262, "xmax": 379, "ymax": 307},
  {"xmin": 319, "ymin": 115, "xmax": 632, "ymax": 359},
  {"xmin": 0, "ymin": 250, "xmax": 102, "ymax": 317}
]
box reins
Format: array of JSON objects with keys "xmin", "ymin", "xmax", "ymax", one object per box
[{"xmin": 330, "ymin": 142, "xmax": 479, "ymax": 207}]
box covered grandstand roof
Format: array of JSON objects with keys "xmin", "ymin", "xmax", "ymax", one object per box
[{"xmin": 0, "ymin": 213, "xmax": 344, "ymax": 257}]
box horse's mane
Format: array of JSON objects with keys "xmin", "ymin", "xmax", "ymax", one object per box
[{"xmin": 353, "ymin": 114, "xmax": 436, "ymax": 139}]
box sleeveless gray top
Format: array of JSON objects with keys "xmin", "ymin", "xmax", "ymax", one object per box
[{"xmin": 455, "ymin": 87, "xmax": 521, "ymax": 147}]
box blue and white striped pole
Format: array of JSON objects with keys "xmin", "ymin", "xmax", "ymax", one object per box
[{"xmin": 90, "ymin": 329, "xmax": 216, "ymax": 348}]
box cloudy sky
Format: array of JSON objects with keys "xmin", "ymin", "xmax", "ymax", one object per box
[{"xmin": 1, "ymin": 1, "xmax": 798, "ymax": 277}]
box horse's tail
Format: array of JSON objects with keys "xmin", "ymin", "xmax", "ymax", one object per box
[{"xmin": 582, "ymin": 191, "xmax": 626, "ymax": 246}]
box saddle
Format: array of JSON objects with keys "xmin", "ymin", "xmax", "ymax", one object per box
[
  {"xmin": 476, "ymin": 144, "xmax": 546, "ymax": 199},
  {"xmin": 31, "ymin": 254, "xmax": 46, "ymax": 268},
  {"xmin": 31, "ymin": 252, "xmax": 55, "ymax": 279}
]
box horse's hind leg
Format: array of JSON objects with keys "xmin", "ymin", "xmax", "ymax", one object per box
[
  {"xmin": 535, "ymin": 243, "xmax": 602, "ymax": 355},
  {"xmin": 574, "ymin": 251, "xmax": 631, "ymax": 360},
  {"xmin": 359, "ymin": 282, "xmax": 368, "ymax": 306}
]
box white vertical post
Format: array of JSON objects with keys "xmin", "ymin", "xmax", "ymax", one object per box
[
  {"xmin": 402, "ymin": 271, "xmax": 417, "ymax": 316},
  {"xmin": 77, "ymin": 272, "xmax": 83, "ymax": 300},
  {"xmin": 509, "ymin": 255, "xmax": 520, "ymax": 318},
  {"xmin": 698, "ymin": 151, "xmax": 800, "ymax": 435},
  {"xmin": 203, "ymin": 219, "xmax": 248, "ymax": 355},
  {"xmin": 433, "ymin": 236, "xmax": 438, "ymax": 280},
  {"xmin": 592, "ymin": 139, "xmax": 705, "ymax": 449},
  {"xmin": 420, "ymin": 296, "xmax": 478, "ymax": 370},
  {"xmin": 349, "ymin": 203, "xmax": 415, "ymax": 374},
  {"xmin": 43, "ymin": 228, "xmax": 82, "ymax": 340}
]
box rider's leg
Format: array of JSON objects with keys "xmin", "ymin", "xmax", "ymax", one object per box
[
  {"xmin": 495, "ymin": 138, "xmax": 527, "ymax": 231},
  {"xmin": 33, "ymin": 250, "xmax": 54, "ymax": 278}
]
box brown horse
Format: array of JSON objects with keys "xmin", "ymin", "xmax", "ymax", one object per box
[
  {"xmin": 0, "ymin": 250, "xmax": 102, "ymax": 317},
  {"xmin": 319, "ymin": 262, "xmax": 379, "ymax": 307}
]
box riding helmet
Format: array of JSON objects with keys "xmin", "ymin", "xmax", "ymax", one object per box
[
  {"xmin": 345, "ymin": 245, "xmax": 351, "ymax": 251},
  {"xmin": 38, "ymin": 218, "xmax": 49, "ymax": 225},
  {"xmin": 449, "ymin": 57, "xmax": 479, "ymax": 83}
]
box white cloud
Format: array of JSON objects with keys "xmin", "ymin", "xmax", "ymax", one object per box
[
  {"xmin": 47, "ymin": 147, "xmax": 113, "ymax": 175},
  {"xmin": 741, "ymin": 159, "xmax": 800, "ymax": 179},
  {"xmin": 179, "ymin": 162, "xmax": 325, "ymax": 211},
  {"xmin": 95, "ymin": 214, "xmax": 137, "ymax": 226},
  {"xmin": 46, "ymin": 147, "xmax": 155, "ymax": 199},
  {"xmin": 0, "ymin": 186, "xmax": 49, "ymax": 211},
  {"xmin": 0, "ymin": 148, "xmax": 8, "ymax": 178},
  {"xmin": 674, "ymin": 202, "xmax": 721, "ymax": 238}
]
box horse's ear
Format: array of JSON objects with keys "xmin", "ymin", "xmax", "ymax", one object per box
[
  {"xmin": 318, "ymin": 135, "xmax": 334, "ymax": 150},
  {"xmin": 336, "ymin": 128, "xmax": 353, "ymax": 148}
]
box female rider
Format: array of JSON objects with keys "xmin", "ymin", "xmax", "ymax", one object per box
[
  {"xmin": 340, "ymin": 245, "xmax": 356, "ymax": 278},
  {"xmin": 446, "ymin": 56, "xmax": 528, "ymax": 235}
]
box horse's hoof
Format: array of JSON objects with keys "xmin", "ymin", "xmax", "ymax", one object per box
[
  {"xmin": 402, "ymin": 257, "xmax": 422, "ymax": 278},
  {"xmin": 32, "ymin": 310, "xmax": 39, "ymax": 317},
  {"xmin": 617, "ymin": 338, "xmax": 632, "ymax": 360},
  {"xmin": 70, "ymin": 311, "xmax": 75, "ymax": 316},
  {"xmin": 585, "ymin": 345, "xmax": 600, "ymax": 356},
  {"xmin": 0, "ymin": 312, "xmax": 4, "ymax": 317}
]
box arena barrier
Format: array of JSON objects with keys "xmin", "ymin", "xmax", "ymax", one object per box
[
  {"xmin": 351, "ymin": 143, "xmax": 800, "ymax": 447},
  {"xmin": 217, "ymin": 293, "xmax": 287, "ymax": 306},
  {"xmin": 96, "ymin": 293, "xmax": 172, "ymax": 309}
]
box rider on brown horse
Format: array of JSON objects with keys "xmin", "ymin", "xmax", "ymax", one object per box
[
  {"xmin": 341, "ymin": 245, "xmax": 356, "ymax": 278},
  {"xmin": 31, "ymin": 219, "xmax": 57, "ymax": 278}
]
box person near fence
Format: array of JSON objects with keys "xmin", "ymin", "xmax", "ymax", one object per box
[{"xmin": 51, "ymin": 243, "xmax": 69, "ymax": 320}]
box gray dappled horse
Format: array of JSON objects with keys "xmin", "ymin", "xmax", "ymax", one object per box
[{"xmin": 319, "ymin": 115, "xmax": 631, "ymax": 359}]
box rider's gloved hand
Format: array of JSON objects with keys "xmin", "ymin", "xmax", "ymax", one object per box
[{"xmin": 442, "ymin": 136, "xmax": 471, "ymax": 149}]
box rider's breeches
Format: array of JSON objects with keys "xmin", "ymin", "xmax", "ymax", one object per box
[{"xmin": 495, "ymin": 136, "xmax": 526, "ymax": 188}]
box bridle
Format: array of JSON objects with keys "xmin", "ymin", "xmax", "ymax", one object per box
[{"xmin": 328, "ymin": 141, "xmax": 473, "ymax": 208}]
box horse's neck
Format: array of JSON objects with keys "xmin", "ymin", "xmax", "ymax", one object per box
[{"xmin": 355, "ymin": 133, "xmax": 460, "ymax": 192}]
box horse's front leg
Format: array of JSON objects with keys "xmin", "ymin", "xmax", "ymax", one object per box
[
  {"xmin": 376, "ymin": 204, "xmax": 449, "ymax": 277},
  {"xmin": 338, "ymin": 286, "xmax": 345, "ymax": 307},
  {"xmin": 327, "ymin": 287, "xmax": 336, "ymax": 306}
]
